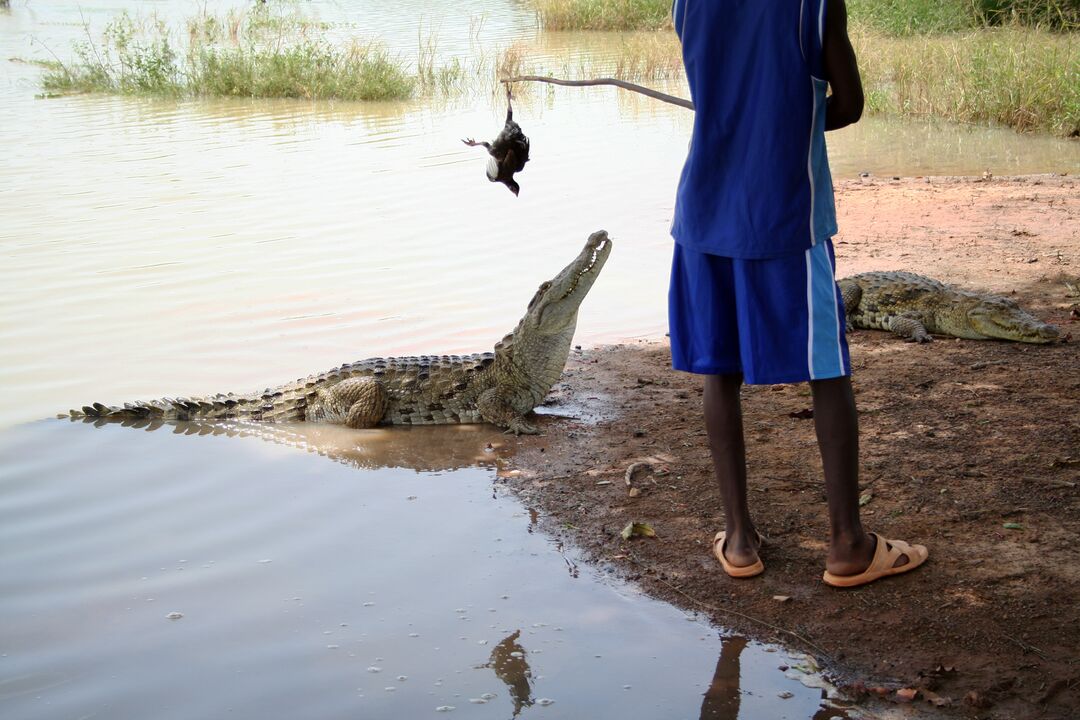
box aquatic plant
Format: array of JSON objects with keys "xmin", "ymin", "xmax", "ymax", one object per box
[
  {"xmin": 533, "ymin": 0, "xmax": 673, "ymax": 31},
  {"xmin": 43, "ymin": 8, "xmax": 415, "ymax": 101}
]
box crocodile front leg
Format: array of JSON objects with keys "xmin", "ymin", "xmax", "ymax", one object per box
[
  {"xmin": 840, "ymin": 282, "xmax": 862, "ymax": 333},
  {"xmin": 888, "ymin": 314, "xmax": 933, "ymax": 343},
  {"xmin": 477, "ymin": 387, "xmax": 539, "ymax": 435}
]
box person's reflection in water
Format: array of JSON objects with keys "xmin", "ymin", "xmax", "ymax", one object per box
[
  {"xmin": 699, "ymin": 636, "xmax": 747, "ymax": 720},
  {"xmin": 482, "ymin": 629, "xmax": 534, "ymax": 717}
]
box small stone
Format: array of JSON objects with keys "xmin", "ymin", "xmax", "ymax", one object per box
[
  {"xmin": 778, "ymin": 691, "xmax": 794, "ymax": 699},
  {"xmin": 435, "ymin": 706, "xmax": 455, "ymax": 712},
  {"xmin": 773, "ymin": 595, "xmax": 792, "ymax": 603},
  {"xmin": 536, "ymin": 698, "xmax": 555, "ymax": 706},
  {"xmin": 895, "ymin": 687, "xmax": 918, "ymax": 703},
  {"xmin": 165, "ymin": 611, "xmax": 183, "ymax": 620}
]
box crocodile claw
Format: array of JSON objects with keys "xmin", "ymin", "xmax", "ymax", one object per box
[{"xmin": 504, "ymin": 418, "xmax": 540, "ymax": 436}]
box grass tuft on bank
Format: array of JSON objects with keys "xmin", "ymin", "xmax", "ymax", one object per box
[
  {"xmin": 848, "ymin": 0, "xmax": 1079, "ymax": 35},
  {"xmin": 43, "ymin": 9, "xmax": 416, "ymax": 101},
  {"xmin": 855, "ymin": 26, "xmax": 1079, "ymax": 136},
  {"xmin": 534, "ymin": 0, "xmax": 674, "ymax": 31}
]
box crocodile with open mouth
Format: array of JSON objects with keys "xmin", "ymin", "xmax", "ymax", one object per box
[{"xmin": 67, "ymin": 231, "xmax": 612, "ymax": 435}]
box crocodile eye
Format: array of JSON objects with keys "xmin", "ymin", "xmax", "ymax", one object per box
[{"xmin": 527, "ymin": 282, "xmax": 550, "ymax": 310}]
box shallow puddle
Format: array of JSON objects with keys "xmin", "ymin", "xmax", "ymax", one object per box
[{"xmin": 0, "ymin": 420, "xmax": 850, "ymax": 719}]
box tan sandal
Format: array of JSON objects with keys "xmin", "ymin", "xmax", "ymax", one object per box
[
  {"xmin": 822, "ymin": 533, "xmax": 928, "ymax": 588},
  {"xmin": 713, "ymin": 530, "xmax": 765, "ymax": 578}
]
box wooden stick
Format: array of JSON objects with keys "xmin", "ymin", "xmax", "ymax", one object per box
[{"xmin": 502, "ymin": 75, "xmax": 694, "ymax": 111}]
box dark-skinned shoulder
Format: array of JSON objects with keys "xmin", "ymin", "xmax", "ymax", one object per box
[{"xmin": 823, "ymin": 0, "xmax": 864, "ymax": 131}]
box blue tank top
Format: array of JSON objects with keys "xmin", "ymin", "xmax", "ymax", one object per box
[{"xmin": 670, "ymin": 0, "xmax": 837, "ymax": 259}]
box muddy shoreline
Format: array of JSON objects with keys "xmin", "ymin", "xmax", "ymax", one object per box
[{"xmin": 497, "ymin": 175, "xmax": 1080, "ymax": 719}]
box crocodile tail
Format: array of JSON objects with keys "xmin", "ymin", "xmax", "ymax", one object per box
[{"xmin": 65, "ymin": 388, "xmax": 311, "ymax": 423}]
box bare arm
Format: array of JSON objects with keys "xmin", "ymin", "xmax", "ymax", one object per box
[{"xmin": 823, "ymin": 0, "xmax": 863, "ymax": 131}]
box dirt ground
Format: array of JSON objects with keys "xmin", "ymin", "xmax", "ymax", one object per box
[{"xmin": 497, "ymin": 175, "xmax": 1080, "ymax": 719}]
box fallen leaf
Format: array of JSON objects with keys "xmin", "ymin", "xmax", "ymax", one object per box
[
  {"xmin": 620, "ymin": 522, "xmax": 656, "ymax": 541},
  {"xmin": 773, "ymin": 595, "xmax": 792, "ymax": 603},
  {"xmin": 1003, "ymin": 522, "xmax": 1024, "ymax": 530},
  {"xmin": 859, "ymin": 492, "xmax": 873, "ymax": 507},
  {"xmin": 628, "ymin": 487, "xmax": 642, "ymax": 498}
]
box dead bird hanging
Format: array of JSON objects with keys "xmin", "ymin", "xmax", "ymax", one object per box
[{"xmin": 462, "ymin": 86, "xmax": 530, "ymax": 196}]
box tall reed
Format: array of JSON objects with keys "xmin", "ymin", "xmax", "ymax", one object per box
[
  {"xmin": 43, "ymin": 9, "xmax": 415, "ymax": 101},
  {"xmin": 534, "ymin": 0, "xmax": 673, "ymax": 31},
  {"xmin": 853, "ymin": 26, "xmax": 1079, "ymax": 135}
]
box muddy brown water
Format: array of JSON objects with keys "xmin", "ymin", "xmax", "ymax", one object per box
[{"xmin": 0, "ymin": 2, "xmax": 1076, "ymax": 718}]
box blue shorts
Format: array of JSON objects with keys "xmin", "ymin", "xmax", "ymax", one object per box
[{"xmin": 668, "ymin": 240, "xmax": 850, "ymax": 385}]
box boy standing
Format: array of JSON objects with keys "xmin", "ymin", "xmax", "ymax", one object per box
[{"xmin": 669, "ymin": 0, "xmax": 927, "ymax": 586}]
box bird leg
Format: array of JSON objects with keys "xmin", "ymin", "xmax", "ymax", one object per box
[
  {"xmin": 462, "ymin": 138, "xmax": 492, "ymax": 150},
  {"xmin": 504, "ymin": 83, "xmax": 513, "ymax": 123}
]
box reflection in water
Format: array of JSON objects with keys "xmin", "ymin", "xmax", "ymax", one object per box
[
  {"xmin": 482, "ymin": 630, "xmax": 535, "ymax": 717},
  {"xmin": 700, "ymin": 637, "xmax": 850, "ymax": 720},
  {"xmin": 700, "ymin": 636, "xmax": 746, "ymax": 720},
  {"xmin": 63, "ymin": 415, "xmax": 508, "ymax": 472}
]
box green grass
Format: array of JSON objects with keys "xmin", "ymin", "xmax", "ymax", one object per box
[
  {"xmin": 847, "ymin": 0, "xmax": 975, "ymax": 35},
  {"xmin": 534, "ymin": 0, "xmax": 673, "ymax": 31},
  {"xmin": 970, "ymin": 0, "xmax": 1080, "ymax": 30},
  {"xmin": 854, "ymin": 26, "xmax": 1080, "ymax": 135},
  {"xmin": 847, "ymin": 0, "xmax": 1078, "ymax": 34},
  {"xmin": 43, "ymin": 8, "xmax": 415, "ymax": 101}
]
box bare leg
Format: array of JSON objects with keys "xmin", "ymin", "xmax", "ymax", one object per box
[
  {"xmin": 703, "ymin": 373, "xmax": 760, "ymax": 567},
  {"xmin": 811, "ymin": 376, "xmax": 907, "ymax": 574}
]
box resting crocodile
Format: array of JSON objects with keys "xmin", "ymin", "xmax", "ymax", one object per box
[
  {"xmin": 66, "ymin": 230, "xmax": 612, "ymax": 435},
  {"xmin": 838, "ymin": 271, "xmax": 1060, "ymax": 344}
]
